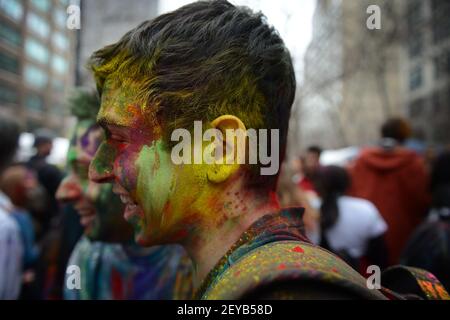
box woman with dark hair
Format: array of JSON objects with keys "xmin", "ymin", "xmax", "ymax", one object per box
[{"xmin": 315, "ymin": 166, "xmax": 388, "ymax": 272}]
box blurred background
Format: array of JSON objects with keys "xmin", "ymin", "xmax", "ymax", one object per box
[{"xmin": 1, "ymin": 0, "xmax": 449, "ymax": 165}]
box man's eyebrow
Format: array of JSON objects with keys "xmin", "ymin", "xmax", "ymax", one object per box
[{"xmin": 97, "ymin": 118, "xmax": 109, "ymax": 131}]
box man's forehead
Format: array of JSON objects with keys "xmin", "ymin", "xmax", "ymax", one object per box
[{"xmin": 98, "ymin": 77, "xmax": 145, "ymax": 127}]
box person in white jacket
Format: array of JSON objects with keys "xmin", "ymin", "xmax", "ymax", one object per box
[{"xmin": 0, "ymin": 116, "xmax": 24, "ymax": 300}]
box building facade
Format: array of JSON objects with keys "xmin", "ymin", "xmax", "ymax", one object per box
[
  {"xmin": 76, "ymin": 0, "xmax": 159, "ymax": 87},
  {"xmin": 0, "ymin": 0, "xmax": 76, "ymax": 135},
  {"xmin": 404, "ymin": 0, "xmax": 450, "ymax": 146},
  {"xmin": 300, "ymin": 0, "xmax": 406, "ymax": 150}
]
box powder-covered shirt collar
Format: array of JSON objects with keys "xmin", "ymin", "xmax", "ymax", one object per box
[{"xmin": 196, "ymin": 207, "xmax": 307, "ymax": 298}]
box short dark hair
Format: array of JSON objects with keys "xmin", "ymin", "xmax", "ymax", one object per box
[
  {"xmin": 89, "ymin": 0, "xmax": 296, "ymax": 190},
  {"xmin": 0, "ymin": 116, "xmax": 20, "ymax": 172},
  {"xmin": 307, "ymin": 145, "xmax": 322, "ymax": 156},
  {"xmin": 381, "ymin": 117, "xmax": 412, "ymax": 144}
]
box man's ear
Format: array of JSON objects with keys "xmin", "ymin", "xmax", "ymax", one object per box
[{"xmin": 206, "ymin": 115, "xmax": 246, "ymax": 184}]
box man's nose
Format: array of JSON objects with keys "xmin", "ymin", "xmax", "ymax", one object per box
[
  {"xmin": 56, "ymin": 175, "xmax": 82, "ymax": 202},
  {"xmin": 89, "ymin": 141, "xmax": 115, "ymax": 183}
]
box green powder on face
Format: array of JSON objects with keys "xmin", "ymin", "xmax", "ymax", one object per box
[
  {"xmin": 136, "ymin": 140, "xmax": 175, "ymax": 227},
  {"xmin": 66, "ymin": 148, "xmax": 78, "ymax": 165}
]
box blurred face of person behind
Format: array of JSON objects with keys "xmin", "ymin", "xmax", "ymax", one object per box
[
  {"xmin": 304, "ymin": 151, "xmax": 321, "ymax": 176},
  {"xmin": 37, "ymin": 141, "xmax": 53, "ymax": 158},
  {"xmin": 0, "ymin": 165, "xmax": 39, "ymax": 208},
  {"xmin": 56, "ymin": 119, "xmax": 133, "ymax": 243},
  {"xmin": 289, "ymin": 157, "xmax": 302, "ymax": 175}
]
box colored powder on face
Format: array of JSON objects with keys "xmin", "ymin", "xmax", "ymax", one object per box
[
  {"xmin": 91, "ymin": 142, "xmax": 117, "ymax": 176},
  {"xmin": 66, "ymin": 148, "xmax": 78, "ymax": 165},
  {"xmin": 136, "ymin": 139, "xmax": 175, "ymax": 229},
  {"xmin": 80, "ymin": 125, "xmax": 102, "ymax": 156}
]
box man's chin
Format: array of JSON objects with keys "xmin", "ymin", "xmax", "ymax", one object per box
[
  {"xmin": 135, "ymin": 231, "xmax": 156, "ymax": 247},
  {"xmin": 85, "ymin": 229, "xmax": 100, "ymax": 241},
  {"xmin": 124, "ymin": 203, "xmax": 144, "ymax": 222},
  {"xmin": 134, "ymin": 227, "xmax": 168, "ymax": 247}
]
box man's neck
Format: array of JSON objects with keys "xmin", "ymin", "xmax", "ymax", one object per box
[{"xmin": 183, "ymin": 190, "xmax": 280, "ymax": 289}]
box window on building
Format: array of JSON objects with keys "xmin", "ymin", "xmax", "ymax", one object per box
[
  {"xmin": 53, "ymin": 8, "xmax": 67, "ymax": 29},
  {"xmin": 0, "ymin": 21, "xmax": 21, "ymax": 47},
  {"xmin": 53, "ymin": 32, "xmax": 69, "ymax": 51},
  {"xmin": 432, "ymin": 0, "xmax": 450, "ymax": 43},
  {"xmin": 432, "ymin": 91, "xmax": 442, "ymax": 114},
  {"xmin": 24, "ymin": 64, "xmax": 48, "ymax": 89},
  {"xmin": 407, "ymin": 0, "xmax": 423, "ymax": 58},
  {"xmin": 409, "ymin": 98, "xmax": 424, "ymax": 119},
  {"xmin": 0, "ymin": 21, "xmax": 22, "ymax": 47},
  {"xmin": 408, "ymin": 35, "xmax": 422, "ymax": 58},
  {"xmin": 433, "ymin": 51, "xmax": 450, "ymax": 79},
  {"xmin": 0, "ymin": 0, "xmax": 23, "ymax": 21},
  {"xmin": 0, "ymin": 51, "xmax": 19, "ymax": 74},
  {"xmin": 31, "ymin": 0, "xmax": 50, "ymax": 12},
  {"xmin": 27, "ymin": 12, "xmax": 50, "ymax": 39},
  {"xmin": 52, "ymin": 79, "xmax": 65, "ymax": 92},
  {"xmin": 0, "ymin": 81, "xmax": 18, "ymax": 105},
  {"xmin": 25, "ymin": 38, "xmax": 49, "ymax": 64},
  {"xmin": 432, "ymin": 125, "xmax": 447, "ymax": 143},
  {"xmin": 52, "ymin": 54, "xmax": 68, "ymax": 74},
  {"xmin": 25, "ymin": 92, "xmax": 44, "ymax": 111},
  {"xmin": 409, "ymin": 65, "xmax": 423, "ymax": 91}
]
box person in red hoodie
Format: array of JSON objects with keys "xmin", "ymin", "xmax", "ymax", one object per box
[{"xmin": 348, "ymin": 118, "xmax": 430, "ymax": 266}]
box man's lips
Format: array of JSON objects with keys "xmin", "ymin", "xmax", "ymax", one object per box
[{"xmin": 112, "ymin": 185, "xmax": 143, "ymax": 221}]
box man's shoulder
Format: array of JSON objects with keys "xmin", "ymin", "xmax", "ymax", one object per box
[
  {"xmin": 69, "ymin": 236, "xmax": 102, "ymax": 264},
  {"xmin": 0, "ymin": 208, "xmax": 20, "ymax": 234},
  {"xmin": 202, "ymin": 240, "xmax": 386, "ymax": 300}
]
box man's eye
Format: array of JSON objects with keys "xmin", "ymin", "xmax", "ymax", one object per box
[
  {"xmin": 107, "ymin": 134, "xmax": 125, "ymax": 143},
  {"xmin": 111, "ymin": 137, "xmax": 128, "ymax": 144}
]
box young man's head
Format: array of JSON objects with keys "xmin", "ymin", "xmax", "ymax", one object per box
[
  {"xmin": 88, "ymin": 0, "xmax": 296, "ymax": 246},
  {"xmin": 380, "ymin": 117, "xmax": 412, "ymax": 145},
  {"xmin": 303, "ymin": 145, "xmax": 322, "ymax": 176},
  {"xmin": 0, "ymin": 165, "xmax": 39, "ymax": 209},
  {"xmin": 56, "ymin": 90, "xmax": 133, "ymax": 243},
  {"xmin": 33, "ymin": 129, "xmax": 54, "ymax": 158}
]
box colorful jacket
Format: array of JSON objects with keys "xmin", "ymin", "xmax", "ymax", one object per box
[
  {"xmin": 197, "ymin": 208, "xmax": 449, "ymax": 300},
  {"xmin": 64, "ymin": 236, "xmax": 193, "ymax": 300}
]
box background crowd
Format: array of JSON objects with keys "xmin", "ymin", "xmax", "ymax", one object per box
[{"xmin": 278, "ymin": 117, "xmax": 450, "ymax": 292}]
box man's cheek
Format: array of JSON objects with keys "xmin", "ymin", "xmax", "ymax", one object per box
[{"xmin": 115, "ymin": 153, "xmax": 139, "ymax": 191}]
